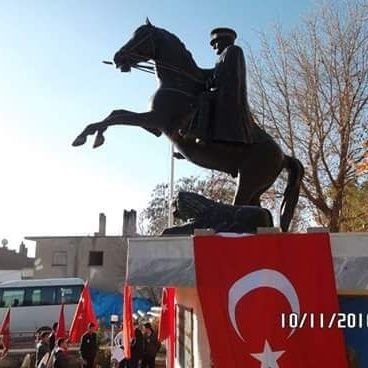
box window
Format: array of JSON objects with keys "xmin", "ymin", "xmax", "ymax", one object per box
[
  {"xmin": 2, "ymin": 289, "xmax": 25, "ymax": 307},
  {"xmin": 52, "ymin": 251, "xmax": 67, "ymax": 266},
  {"xmin": 59, "ymin": 286, "xmax": 82, "ymax": 304},
  {"xmin": 24, "ymin": 287, "xmax": 57, "ymax": 306},
  {"xmin": 30, "ymin": 289, "xmax": 41, "ymax": 305},
  {"xmin": 89, "ymin": 251, "xmax": 104, "ymax": 266},
  {"xmin": 176, "ymin": 305, "xmax": 194, "ymax": 368}
]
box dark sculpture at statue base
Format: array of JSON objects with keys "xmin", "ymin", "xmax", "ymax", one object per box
[
  {"xmin": 73, "ymin": 20, "xmax": 304, "ymax": 231},
  {"xmin": 162, "ymin": 192, "xmax": 273, "ymax": 235}
]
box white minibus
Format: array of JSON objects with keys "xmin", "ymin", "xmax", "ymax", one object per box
[{"xmin": 0, "ymin": 278, "xmax": 84, "ymax": 338}]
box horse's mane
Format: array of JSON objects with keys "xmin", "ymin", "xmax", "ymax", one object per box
[{"xmin": 154, "ymin": 27, "xmax": 199, "ymax": 69}]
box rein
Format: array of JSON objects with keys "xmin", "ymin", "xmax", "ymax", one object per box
[
  {"xmin": 103, "ymin": 60, "xmax": 155, "ymax": 74},
  {"xmin": 134, "ymin": 55, "xmax": 206, "ymax": 85}
]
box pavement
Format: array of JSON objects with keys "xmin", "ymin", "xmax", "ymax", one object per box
[{"xmin": 0, "ymin": 348, "xmax": 166, "ymax": 368}]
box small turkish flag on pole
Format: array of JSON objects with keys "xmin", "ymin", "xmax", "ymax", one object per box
[
  {"xmin": 158, "ymin": 287, "xmax": 175, "ymax": 368},
  {"xmin": 194, "ymin": 234, "xmax": 348, "ymax": 368},
  {"xmin": 69, "ymin": 281, "xmax": 97, "ymax": 343},
  {"xmin": 0, "ymin": 307, "xmax": 10, "ymax": 358},
  {"xmin": 56, "ymin": 304, "xmax": 66, "ymax": 338},
  {"xmin": 123, "ymin": 284, "xmax": 134, "ymax": 359}
]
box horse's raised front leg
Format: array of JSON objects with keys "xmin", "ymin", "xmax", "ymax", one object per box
[{"xmin": 72, "ymin": 109, "xmax": 164, "ymax": 148}]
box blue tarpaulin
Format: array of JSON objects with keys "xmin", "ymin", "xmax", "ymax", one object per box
[
  {"xmin": 339, "ymin": 295, "xmax": 368, "ymax": 367},
  {"xmin": 90, "ymin": 288, "xmax": 153, "ymax": 326}
]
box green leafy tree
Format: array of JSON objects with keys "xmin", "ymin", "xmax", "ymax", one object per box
[{"xmin": 318, "ymin": 179, "xmax": 368, "ymax": 231}]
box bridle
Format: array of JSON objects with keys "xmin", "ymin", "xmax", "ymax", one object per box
[
  {"xmin": 117, "ymin": 26, "xmax": 206, "ymax": 85},
  {"xmin": 118, "ymin": 28, "xmax": 156, "ymax": 74}
]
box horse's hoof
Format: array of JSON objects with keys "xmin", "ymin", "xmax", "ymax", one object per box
[
  {"xmin": 93, "ymin": 133, "xmax": 105, "ymax": 148},
  {"xmin": 72, "ymin": 135, "xmax": 87, "ymax": 147}
]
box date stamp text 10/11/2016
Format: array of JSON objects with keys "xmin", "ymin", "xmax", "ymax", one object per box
[{"xmin": 281, "ymin": 312, "xmax": 368, "ymax": 329}]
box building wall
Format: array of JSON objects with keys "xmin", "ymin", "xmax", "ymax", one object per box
[
  {"xmin": 33, "ymin": 236, "xmax": 128, "ymax": 292},
  {"xmin": 0, "ymin": 270, "xmax": 22, "ymax": 282},
  {"xmin": 0, "ymin": 269, "xmax": 33, "ymax": 282}
]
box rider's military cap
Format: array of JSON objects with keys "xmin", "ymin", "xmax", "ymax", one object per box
[{"xmin": 210, "ymin": 27, "xmax": 237, "ymax": 45}]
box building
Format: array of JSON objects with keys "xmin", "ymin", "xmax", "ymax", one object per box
[
  {"xmin": 26, "ymin": 211, "xmax": 137, "ymax": 292},
  {"xmin": 0, "ymin": 241, "xmax": 34, "ymax": 282}
]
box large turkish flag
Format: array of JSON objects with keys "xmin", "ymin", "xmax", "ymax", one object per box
[{"xmin": 194, "ymin": 234, "xmax": 348, "ymax": 368}]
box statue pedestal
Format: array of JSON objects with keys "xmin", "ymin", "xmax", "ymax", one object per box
[{"xmin": 127, "ymin": 233, "xmax": 368, "ymax": 367}]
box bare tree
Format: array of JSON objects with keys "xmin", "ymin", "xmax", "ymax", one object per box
[{"xmin": 248, "ymin": 1, "xmax": 368, "ymax": 231}]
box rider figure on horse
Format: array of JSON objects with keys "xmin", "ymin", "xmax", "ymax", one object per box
[{"xmin": 185, "ymin": 27, "xmax": 255, "ymax": 144}]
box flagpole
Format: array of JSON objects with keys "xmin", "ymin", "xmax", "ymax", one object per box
[{"xmin": 168, "ymin": 143, "xmax": 175, "ymax": 227}]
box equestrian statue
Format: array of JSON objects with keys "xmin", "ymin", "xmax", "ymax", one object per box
[{"xmin": 73, "ymin": 19, "xmax": 304, "ymax": 232}]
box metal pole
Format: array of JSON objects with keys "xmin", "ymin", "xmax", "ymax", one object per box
[
  {"xmin": 168, "ymin": 143, "xmax": 175, "ymax": 227},
  {"xmin": 111, "ymin": 323, "xmax": 115, "ymax": 353}
]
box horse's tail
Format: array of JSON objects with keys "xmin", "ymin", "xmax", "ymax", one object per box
[{"xmin": 280, "ymin": 155, "xmax": 304, "ymax": 232}]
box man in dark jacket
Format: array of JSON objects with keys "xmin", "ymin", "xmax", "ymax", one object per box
[
  {"xmin": 128, "ymin": 322, "xmax": 144, "ymax": 368},
  {"xmin": 48, "ymin": 322, "xmax": 58, "ymax": 352},
  {"xmin": 53, "ymin": 338, "xmax": 68, "ymax": 368},
  {"xmin": 141, "ymin": 323, "xmax": 160, "ymax": 368},
  {"xmin": 35, "ymin": 331, "xmax": 49, "ymax": 367},
  {"xmin": 80, "ymin": 322, "xmax": 98, "ymax": 368}
]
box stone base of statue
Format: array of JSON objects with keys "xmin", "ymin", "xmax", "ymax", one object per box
[{"xmin": 162, "ymin": 192, "xmax": 273, "ymax": 235}]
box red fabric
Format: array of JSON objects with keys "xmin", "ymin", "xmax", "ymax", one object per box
[
  {"xmin": 123, "ymin": 285, "xmax": 134, "ymax": 359},
  {"xmin": 69, "ymin": 282, "xmax": 97, "ymax": 343},
  {"xmin": 56, "ymin": 304, "xmax": 66, "ymax": 338},
  {"xmin": 194, "ymin": 234, "xmax": 348, "ymax": 368},
  {"xmin": 158, "ymin": 288, "xmax": 175, "ymax": 368},
  {"xmin": 0, "ymin": 307, "xmax": 10, "ymax": 354}
]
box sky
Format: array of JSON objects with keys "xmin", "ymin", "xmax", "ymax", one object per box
[{"xmin": 0, "ymin": 0, "xmax": 317, "ymax": 256}]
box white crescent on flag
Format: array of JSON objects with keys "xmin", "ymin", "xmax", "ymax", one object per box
[{"xmin": 228, "ymin": 268, "xmax": 300, "ymax": 341}]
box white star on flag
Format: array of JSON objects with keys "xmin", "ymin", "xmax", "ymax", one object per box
[
  {"xmin": 250, "ymin": 340, "xmax": 285, "ymax": 368},
  {"xmin": 162, "ymin": 303, "xmax": 168, "ymax": 312}
]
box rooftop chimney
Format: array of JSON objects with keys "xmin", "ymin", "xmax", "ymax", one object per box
[
  {"xmin": 122, "ymin": 210, "xmax": 137, "ymax": 237},
  {"xmin": 95, "ymin": 213, "xmax": 106, "ymax": 236},
  {"xmin": 19, "ymin": 241, "xmax": 28, "ymax": 257}
]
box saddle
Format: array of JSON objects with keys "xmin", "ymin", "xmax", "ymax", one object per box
[{"xmin": 181, "ymin": 91, "xmax": 214, "ymax": 142}]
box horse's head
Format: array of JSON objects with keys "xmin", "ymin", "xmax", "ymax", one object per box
[{"xmin": 114, "ymin": 18, "xmax": 155, "ymax": 72}]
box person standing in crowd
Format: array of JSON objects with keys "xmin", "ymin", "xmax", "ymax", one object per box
[
  {"xmin": 141, "ymin": 323, "xmax": 160, "ymax": 368},
  {"xmin": 112, "ymin": 324, "xmax": 126, "ymax": 368},
  {"xmin": 35, "ymin": 331, "xmax": 49, "ymax": 367},
  {"xmin": 128, "ymin": 321, "xmax": 144, "ymax": 368},
  {"xmin": 53, "ymin": 338, "xmax": 68, "ymax": 368},
  {"xmin": 48, "ymin": 322, "xmax": 58, "ymax": 352},
  {"xmin": 0, "ymin": 335, "xmax": 7, "ymax": 360},
  {"xmin": 80, "ymin": 322, "xmax": 98, "ymax": 368}
]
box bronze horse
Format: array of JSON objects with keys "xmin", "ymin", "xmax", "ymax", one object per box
[{"xmin": 73, "ymin": 20, "xmax": 304, "ymax": 231}]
